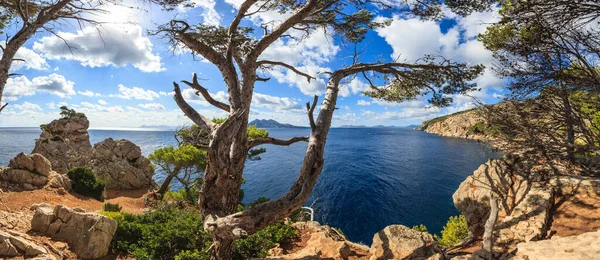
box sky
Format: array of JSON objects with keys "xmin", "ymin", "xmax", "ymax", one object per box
[{"xmin": 0, "ymin": 0, "xmax": 506, "ymax": 128}]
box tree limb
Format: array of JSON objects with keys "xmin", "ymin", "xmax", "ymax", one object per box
[
  {"xmin": 182, "ymin": 73, "xmax": 231, "ymax": 112},
  {"xmin": 306, "ymin": 95, "xmax": 318, "ymax": 130},
  {"xmin": 173, "ymin": 82, "xmax": 215, "ymax": 131},
  {"xmin": 247, "ymin": 136, "xmax": 309, "ymax": 149},
  {"xmin": 258, "ymin": 60, "xmax": 315, "ymax": 82},
  {"xmin": 0, "ymin": 103, "xmax": 7, "ymax": 113}
]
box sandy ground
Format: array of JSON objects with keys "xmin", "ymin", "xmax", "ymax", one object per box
[{"xmin": 550, "ymin": 187, "xmax": 600, "ymax": 237}]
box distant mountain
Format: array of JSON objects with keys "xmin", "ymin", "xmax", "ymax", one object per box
[
  {"xmin": 338, "ymin": 125, "xmax": 368, "ymax": 128},
  {"xmin": 248, "ymin": 119, "xmax": 303, "ymax": 128}
]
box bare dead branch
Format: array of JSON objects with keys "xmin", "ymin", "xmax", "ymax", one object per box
[
  {"xmin": 307, "ymin": 95, "xmax": 318, "ymax": 130},
  {"xmin": 182, "ymin": 73, "xmax": 231, "ymax": 112},
  {"xmin": 173, "ymin": 82, "xmax": 215, "ymax": 131},
  {"xmin": 0, "ymin": 103, "xmax": 7, "ymax": 113},
  {"xmin": 248, "ymin": 136, "xmax": 309, "ymax": 149},
  {"xmin": 257, "ymin": 60, "xmax": 315, "ymax": 82}
]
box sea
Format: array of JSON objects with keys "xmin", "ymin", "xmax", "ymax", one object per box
[{"xmin": 0, "ymin": 127, "xmax": 498, "ymax": 244}]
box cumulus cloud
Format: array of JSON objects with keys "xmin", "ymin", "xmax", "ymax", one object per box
[
  {"xmin": 252, "ymin": 93, "xmax": 303, "ymax": 112},
  {"xmin": 98, "ymin": 99, "xmax": 108, "ymax": 105},
  {"xmin": 46, "ymin": 101, "xmax": 68, "ymax": 109},
  {"xmin": 110, "ymin": 85, "xmax": 160, "ymax": 101},
  {"xmin": 12, "ymin": 102, "xmax": 43, "ymax": 111},
  {"xmin": 33, "ymin": 25, "xmax": 164, "ymax": 72},
  {"xmin": 357, "ymin": 100, "xmax": 371, "ymax": 106},
  {"xmin": 361, "ymin": 107, "xmax": 442, "ymax": 120},
  {"xmin": 4, "ymin": 74, "xmax": 75, "ymax": 101},
  {"xmin": 78, "ymin": 90, "xmax": 101, "ymax": 97},
  {"xmin": 339, "ymin": 78, "xmax": 369, "ymax": 98},
  {"xmin": 180, "ymin": 0, "xmax": 221, "ymax": 25},
  {"xmin": 139, "ymin": 103, "xmax": 166, "ymax": 110},
  {"xmin": 5, "ymin": 46, "xmax": 49, "ymax": 71}
]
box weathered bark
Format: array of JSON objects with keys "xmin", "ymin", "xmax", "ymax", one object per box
[
  {"xmin": 156, "ymin": 165, "xmax": 181, "ymax": 198},
  {"xmin": 560, "ymin": 87, "xmax": 575, "ymax": 163},
  {"xmin": 483, "ymin": 194, "xmax": 499, "ymax": 260}
]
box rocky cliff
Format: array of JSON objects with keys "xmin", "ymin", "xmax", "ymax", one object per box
[
  {"xmin": 418, "ymin": 108, "xmax": 492, "ymax": 142},
  {"xmin": 31, "ymin": 117, "xmax": 154, "ymax": 190}
]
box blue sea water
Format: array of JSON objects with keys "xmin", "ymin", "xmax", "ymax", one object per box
[{"xmin": 0, "ymin": 127, "xmax": 497, "ymax": 244}]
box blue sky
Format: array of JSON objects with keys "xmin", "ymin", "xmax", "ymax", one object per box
[{"xmin": 0, "ymin": 0, "xmax": 506, "ymax": 128}]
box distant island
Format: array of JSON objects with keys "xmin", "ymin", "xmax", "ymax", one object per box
[{"xmin": 248, "ymin": 119, "xmax": 304, "ymax": 128}]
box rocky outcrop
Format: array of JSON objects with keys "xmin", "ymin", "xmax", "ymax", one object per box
[
  {"xmin": 88, "ymin": 138, "xmax": 154, "ymax": 189},
  {"xmin": 453, "ymin": 156, "xmax": 558, "ymax": 251},
  {"xmin": 511, "ymin": 230, "xmax": 600, "ymax": 260},
  {"xmin": 268, "ymin": 221, "xmax": 370, "ymax": 259},
  {"xmin": 0, "ymin": 229, "xmax": 56, "ymax": 259},
  {"xmin": 418, "ymin": 109, "xmax": 490, "ymax": 141},
  {"xmin": 29, "ymin": 117, "xmax": 154, "ymax": 190},
  {"xmin": 31, "ymin": 204, "xmax": 117, "ymax": 259},
  {"xmin": 0, "ymin": 153, "xmax": 71, "ymax": 191},
  {"xmin": 369, "ymin": 225, "xmax": 442, "ymax": 260},
  {"xmin": 33, "ymin": 117, "xmax": 91, "ymax": 174}
]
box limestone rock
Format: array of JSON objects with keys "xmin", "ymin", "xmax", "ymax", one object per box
[
  {"xmin": 512, "ymin": 230, "xmax": 600, "ymax": 260},
  {"xmin": 418, "ymin": 109, "xmax": 489, "ymax": 141},
  {"xmin": 0, "ymin": 210, "xmax": 32, "ymax": 231},
  {"xmin": 0, "ymin": 230, "xmax": 55, "ymax": 259},
  {"xmin": 8, "ymin": 152, "xmax": 35, "ymax": 172},
  {"xmin": 88, "ymin": 138, "xmax": 154, "ymax": 189},
  {"xmin": 31, "ymin": 204, "xmax": 117, "ymax": 259},
  {"xmin": 369, "ymin": 225, "xmax": 442, "ymax": 260},
  {"xmin": 268, "ymin": 221, "xmax": 370, "ymax": 260},
  {"xmin": 31, "ymin": 153, "xmax": 52, "ymax": 177},
  {"xmin": 0, "ymin": 168, "xmax": 48, "ymax": 188},
  {"xmin": 0, "ymin": 153, "xmax": 71, "ymax": 191},
  {"xmin": 46, "ymin": 172, "xmax": 72, "ymax": 191},
  {"xmin": 33, "ymin": 117, "xmax": 91, "ymax": 174},
  {"xmin": 453, "ymin": 157, "xmax": 533, "ymax": 237}
]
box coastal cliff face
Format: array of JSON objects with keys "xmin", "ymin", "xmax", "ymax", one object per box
[{"xmin": 417, "ymin": 109, "xmax": 491, "ymax": 141}]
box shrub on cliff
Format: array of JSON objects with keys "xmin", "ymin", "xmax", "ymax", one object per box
[
  {"xmin": 435, "ymin": 215, "xmax": 469, "ymax": 248},
  {"xmin": 106, "ymin": 202, "xmax": 298, "ymax": 259},
  {"xmin": 68, "ymin": 167, "xmax": 105, "ymax": 201}
]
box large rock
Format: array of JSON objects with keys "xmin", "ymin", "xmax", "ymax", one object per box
[
  {"xmin": 32, "ymin": 117, "xmax": 91, "ymax": 174},
  {"xmin": 0, "ymin": 153, "xmax": 71, "ymax": 191},
  {"xmin": 418, "ymin": 109, "xmax": 489, "ymax": 141},
  {"xmin": 87, "ymin": 138, "xmax": 154, "ymax": 189},
  {"xmin": 369, "ymin": 225, "xmax": 442, "ymax": 260},
  {"xmin": 453, "ymin": 156, "xmax": 536, "ymax": 237},
  {"xmin": 31, "ymin": 204, "xmax": 117, "ymax": 259},
  {"xmin": 0, "ymin": 229, "xmax": 55, "ymax": 259},
  {"xmin": 268, "ymin": 221, "xmax": 370, "ymax": 259},
  {"xmin": 512, "ymin": 230, "xmax": 600, "ymax": 260}
]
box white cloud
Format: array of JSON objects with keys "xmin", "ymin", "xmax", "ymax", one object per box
[
  {"xmin": 362, "ymin": 107, "xmax": 443, "ymax": 120},
  {"xmin": 6, "ymin": 46, "xmax": 49, "ymax": 71},
  {"xmin": 181, "ymin": 0, "xmax": 221, "ymax": 26},
  {"xmin": 182, "ymin": 88, "xmax": 228, "ymax": 106},
  {"xmin": 98, "ymin": 99, "xmax": 108, "ymax": 105},
  {"xmin": 357, "ymin": 100, "xmax": 371, "ymax": 106},
  {"xmin": 79, "ymin": 102, "xmax": 125, "ymax": 113},
  {"xmin": 339, "ymin": 78, "xmax": 369, "ymax": 98},
  {"xmin": 46, "ymin": 101, "xmax": 68, "ymax": 109},
  {"xmin": 34, "ymin": 25, "xmax": 164, "ymax": 72},
  {"xmin": 4, "ymin": 74, "xmax": 75, "ymax": 101},
  {"xmin": 139, "ymin": 103, "xmax": 166, "ymax": 110},
  {"xmin": 78, "ymin": 90, "xmax": 101, "ymax": 97},
  {"xmin": 110, "ymin": 85, "xmax": 160, "ymax": 101},
  {"xmin": 252, "ymin": 93, "xmax": 302, "ymax": 112},
  {"xmin": 12, "ymin": 102, "xmax": 43, "ymax": 111}
]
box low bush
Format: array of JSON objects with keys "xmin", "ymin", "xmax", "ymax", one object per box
[
  {"xmin": 67, "ymin": 167, "xmax": 105, "ymax": 201},
  {"xmin": 412, "ymin": 224, "xmax": 429, "ymax": 233},
  {"xmin": 435, "ymin": 215, "xmax": 469, "ymax": 248},
  {"xmin": 103, "ymin": 202, "xmax": 122, "ymax": 212},
  {"xmin": 108, "ymin": 203, "xmax": 298, "ymax": 260}
]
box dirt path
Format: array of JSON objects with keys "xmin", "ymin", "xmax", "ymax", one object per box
[{"xmin": 550, "ymin": 187, "xmax": 600, "ymax": 237}]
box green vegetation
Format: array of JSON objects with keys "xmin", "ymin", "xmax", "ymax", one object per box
[
  {"xmin": 435, "ymin": 215, "xmax": 469, "ymax": 248},
  {"xmin": 149, "ymin": 144, "xmax": 206, "ymax": 199},
  {"xmin": 67, "ymin": 167, "xmax": 105, "ymax": 201},
  {"xmin": 59, "ymin": 106, "xmax": 86, "ymax": 119},
  {"xmin": 103, "ymin": 202, "xmax": 122, "ymax": 212},
  {"xmin": 106, "ymin": 202, "xmax": 298, "ymax": 260},
  {"xmin": 412, "ymin": 224, "xmax": 429, "ymax": 233}
]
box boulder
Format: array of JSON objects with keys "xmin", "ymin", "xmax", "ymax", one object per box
[
  {"xmin": 453, "ymin": 156, "xmax": 534, "ymax": 237},
  {"xmin": 31, "ymin": 204, "xmax": 117, "ymax": 259},
  {"xmin": 33, "ymin": 117, "xmax": 91, "ymax": 174},
  {"xmin": 369, "ymin": 225, "xmax": 442, "ymax": 260},
  {"xmin": 267, "ymin": 221, "xmax": 370, "ymax": 259},
  {"xmin": 88, "ymin": 138, "xmax": 154, "ymax": 189},
  {"xmin": 512, "ymin": 230, "xmax": 600, "ymax": 260},
  {"xmin": 0, "ymin": 230, "xmax": 55, "ymax": 259},
  {"xmin": 0, "ymin": 153, "xmax": 71, "ymax": 191}
]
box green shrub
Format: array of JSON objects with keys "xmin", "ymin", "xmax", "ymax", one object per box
[
  {"xmin": 233, "ymin": 221, "xmax": 298, "ymax": 259},
  {"xmin": 103, "ymin": 202, "xmax": 122, "ymax": 212},
  {"xmin": 435, "ymin": 215, "xmax": 469, "ymax": 248},
  {"xmin": 67, "ymin": 167, "xmax": 105, "ymax": 201},
  {"xmin": 109, "ymin": 205, "xmax": 297, "ymax": 260},
  {"xmin": 412, "ymin": 224, "xmax": 429, "ymax": 233}
]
